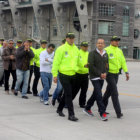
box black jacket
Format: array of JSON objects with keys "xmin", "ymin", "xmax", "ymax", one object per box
[
  {"xmin": 88, "ymin": 49, "xmax": 108, "ymax": 79},
  {"xmin": 16, "ymin": 46, "xmax": 34, "ymax": 71}
]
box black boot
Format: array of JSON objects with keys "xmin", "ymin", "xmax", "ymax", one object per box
[
  {"xmin": 117, "ymin": 113, "xmax": 123, "ymax": 118},
  {"xmin": 56, "ymin": 110, "xmax": 65, "ymax": 117},
  {"xmin": 68, "ymin": 115, "xmax": 78, "ymax": 121}
]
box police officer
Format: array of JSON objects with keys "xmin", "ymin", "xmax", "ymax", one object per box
[
  {"xmin": 32, "ymin": 40, "xmax": 47, "ymax": 96},
  {"xmin": 16, "ymin": 40, "xmax": 23, "ymax": 48},
  {"xmin": 0, "ymin": 38, "xmax": 4, "ymax": 48},
  {"xmin": 103, "ymin": 36, "xmax": 129, "ymax": 118},
  {"xmin": 52, "ymin": 32, "xmax": 79, "ymax": 122},
  {"xmin": 52, "ymin": 39, "xmax": 66, "ymax": 106},
  {"xmin": 73, "ymin": 41, "xmax": 89, "ymax": 108},
  {"xmin": 27, "ymin": 39, "xmax": 36, "ymax": 94}
]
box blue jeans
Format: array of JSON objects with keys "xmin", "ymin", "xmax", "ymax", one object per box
[
  {"xmin": 15, "ymin": 69, "xmax": 30, "ymax": 96},
  {"xmin": 52, "ymin": 76, "xmax": 63, "ymax": 100},
  {"xmin": 40, "ymin": 72, "xmax": 52, "ymax": 102}
]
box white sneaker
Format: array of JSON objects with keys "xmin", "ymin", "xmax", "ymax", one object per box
[
  {"xmin": 101, "ymin": 113, "xmax": 108, "ymax": 121},
  {"xmin": 44, "ymin": 101, "xmax": 49, "ymax": 105},
  {"xmin": 40, "ymin": 97, "xmax": 43, "ymax": 102}
]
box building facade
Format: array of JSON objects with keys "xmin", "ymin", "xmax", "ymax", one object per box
[
  {"xmin": 134, "ymin": 0, "xmax": 140, "ymax": 59},
  {"xmin": 0, "ymin": 0, "xmax": 136, "ymax": 58}
]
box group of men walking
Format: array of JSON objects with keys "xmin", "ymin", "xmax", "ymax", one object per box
[{"xmin": 0, "ymin": 32, "xmax": 129, "ymax": 122}]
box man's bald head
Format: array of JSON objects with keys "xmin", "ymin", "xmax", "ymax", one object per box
[{"xmin": 96, "ymin": 39, "xmax": 105, "ymax": 51}]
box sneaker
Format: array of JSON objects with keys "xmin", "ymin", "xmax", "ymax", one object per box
[
  {"xmin": 14, "ymin": 90, "xmax": 18, "ymax": 96},
  {"xmin": 22, "ymin": 96, "xmax": 28, "ymax": 99},
  {"xmin": 83, "ymin": 109, "xmax": 94, "ymax": 116},
  {"xmin": 101, "ymin": 113, "xmax": 108, "ymax": 121},
  {"xmin": 40, "ymin": 97, "xmax": 43, "ymax": 102},
  {"xmin": 44, "ymin": 101, "xmax": 49, "ymax": 105}
]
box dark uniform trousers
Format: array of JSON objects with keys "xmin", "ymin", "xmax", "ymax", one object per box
[
  {"xmin": 0, "ymin": 73, "xmax": 4, "ymax": 86},
  {"xmin": 32, "ymin": 66, "xmax": 40, "ymax": 96},
  {"xmin": 57, "ymin": 73, "xmax": 78, "ymax": 116},
  {"xmin": 74, "ymin": 73, "xmax": 89, "ymax": 106},
  {"xmin": 103, "ymin": 73, "xmax": 121, "ymax": 115},
  {"xmin": 4, "ymin": 69, "xmax": 16, "ymax": 91},
  {"xmin": 27, "ymin": 65, "xmax": 34, "ymax": 92}
]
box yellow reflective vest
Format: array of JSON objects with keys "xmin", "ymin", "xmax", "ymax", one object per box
[
  {"xmin": 52, "ymin": 42, "xmax": 79, "ymax": 77},
  {"xmin": 34, "ymin": 47, "xmax": 46, "ymax": 67},
  {"xmin": 77, "ymin": 49, "xmax": 89, "ymax": 74},
  {"xmin": 105, "ymin": 45, "xmax": 128, "ymax": 74},
  {"xmin": 30, "ymin": 46, "xmax": 36, "ymax": 66}
]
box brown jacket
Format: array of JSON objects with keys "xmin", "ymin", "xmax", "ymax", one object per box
[{"xmin": 2, "ymin": 47, "xmax": 16, "ymax": 70}]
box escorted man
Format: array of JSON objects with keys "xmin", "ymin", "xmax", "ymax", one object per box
[
  {"xmin": 39, "ymin": 44, "xmax": 55, "ymax": 105},
  {"xmin": 2, "ymin": 39, "xmax": 17, "ymax": 94},
  {"xmin": 83, "ymin": 39, "xmax": 108, "ymax": 121},
  {"xmin": 103, "ymin": 36, "xmax": 129, "ymax": 118},
  {"xmin": 32, "ymin": 40, "xmax": 47, "ymax": 96},
  {"xmin": 27, "ymin": 39, "xmax": 36, "ymax": 94},
  {"xmin": 16, "ymin": 40, "xmax": 23, "ymax": 48},
  {"xmin": 52, "ymin": 32, "xmax": 79, "ymax": 122},
  {"xmin": 73, "ymin": 41, "xmax": 89, "ymax": 108},
  {"xmin": 14, "ymin": 41, "xmax": 34, "ymax": 99}
]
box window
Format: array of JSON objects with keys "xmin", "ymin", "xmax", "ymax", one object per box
[
  {"xmin": 135, "ymin": 9, "xmax": 140, "ymax": 19},
  {"xmin": 134, "ymin": 29, "xmax": 139, "ymax": 39},
  {"xmin": 133, "ymin": 47, "xmax": 140, "ymax": 59},
  {"xmin": 73, "ymin": 10, "xmax": 81, "ymax": 32},
  {"xmin": 53, "ymin": 26, "xmax": 57, "ymax": 36},
  {"xmin": 99, "ymin": 3, "xmax": 115, "ymax": 16},
  {"xmin": 98, "ymin": 21, "xmax": 114, "ymax": 35},
  {"xmin": 119, "ymin": 46, "xmax": 128, "ymax": 57},
  {"xmin": 122, "ymin": 6, "xmax": 130, "ymax": 36}
]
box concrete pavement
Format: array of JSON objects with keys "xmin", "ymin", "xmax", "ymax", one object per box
[{"xmin": 0, "ymin": 62, "xmax": 140, "ymax": 140}]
